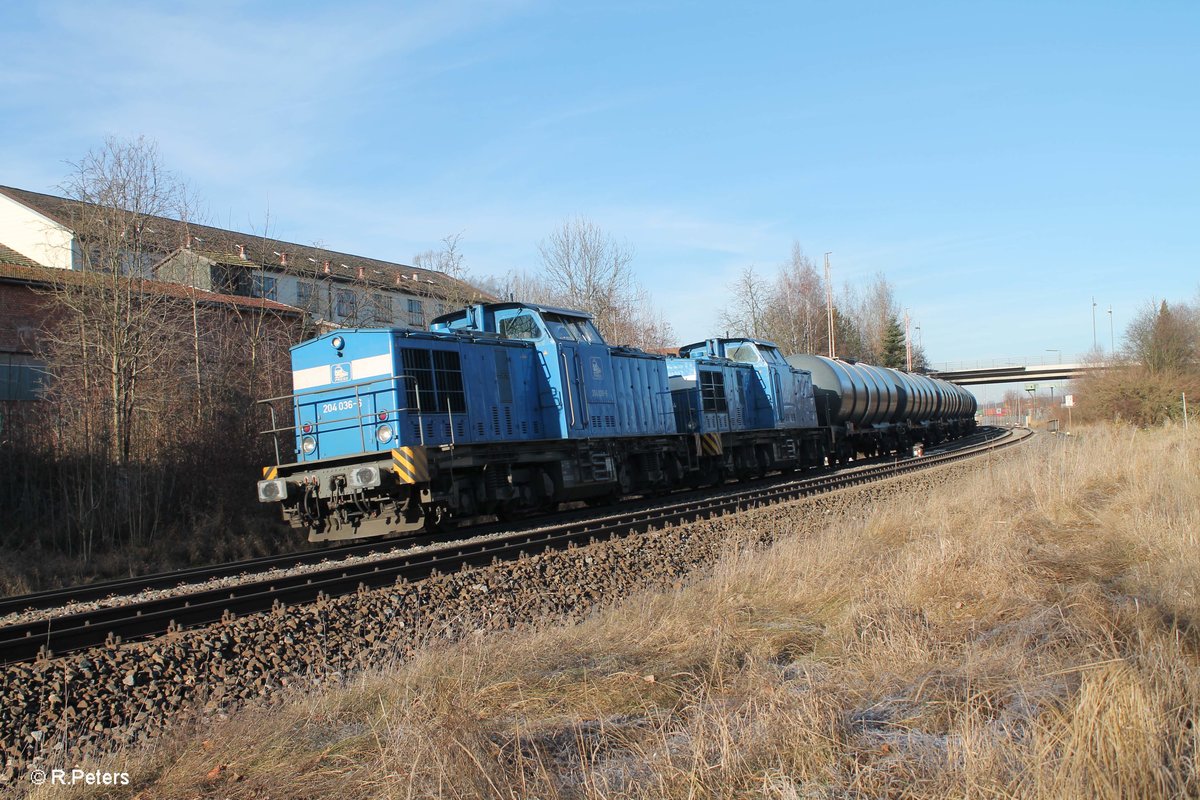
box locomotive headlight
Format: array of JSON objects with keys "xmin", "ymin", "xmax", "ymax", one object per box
[
  {"xmin": 301, "ymin": 435, "xmax": 317, "ymax": 454},
  {"xmin": 376, "ymin": 424, "xmax": 393, "ymax": 444},
  {"xmin": 347, "ymin": 466, "xmax": 381, "ymax": 489},
  {"xmin": 257, "ymin": 478, "xmax": 287, "ymax": 502},
  {"xmin": 331, "ymin": 335, "xmax": 345, "ymax": 351}
]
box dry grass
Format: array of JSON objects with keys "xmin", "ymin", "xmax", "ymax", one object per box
[{"xmin": 49, "ymin": 425, "xmax": 1200, "ymax": 799}]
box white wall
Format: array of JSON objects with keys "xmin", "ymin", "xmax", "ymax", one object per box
[{"xmin": 0, "ymin": 193, "xmax": 74, "ymax": 269}]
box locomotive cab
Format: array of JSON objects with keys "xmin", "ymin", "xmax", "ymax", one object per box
[{"xmin": 679, "ymin": 338, "xmax": 817, "ymax": 429}]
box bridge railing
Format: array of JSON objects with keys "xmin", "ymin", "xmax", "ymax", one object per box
[{"xmin": 929, "ymin": 355, "xmax": 1087, "ymax": 372}]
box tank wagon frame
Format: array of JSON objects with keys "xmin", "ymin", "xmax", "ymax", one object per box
[{"xmin": 256, "ymin": 302, "xmax": 976, "ymax": 542}]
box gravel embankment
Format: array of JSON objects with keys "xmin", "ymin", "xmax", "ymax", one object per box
[{"xmin": 0, "ymin": 465, "xmax": 980, "ymax": 785}]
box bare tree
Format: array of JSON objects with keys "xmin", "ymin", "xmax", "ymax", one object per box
[
  {"xmin": 762, "ymin": 244, "xmax": 829, "ymax": 355},
  {"xmin": 43, "ymin": 136, "xmax": 196, "ymax": 466},
  {"xmin": 1125, "ymin": 299, "xmax": 1198, "ymax": 374},
  {"xmin": 537, "ymin": 217, "xmax": 673, "ymax": 350},
  {"xmin": 720, "ymin": 266, "xmax": 769, "ymax": 339},
  {"xmin": 478, "ymin": 269, "xmax": 553, "ymax": 306},
  {"xmin": 411, "ymin": 232, "xmax": 476, "ymax": 314},
  {"xmin": 852, "ymin": 273, "xmax": 901, "ymax": 364},
  {"xmin": 722, "ymin": 244, "xmax": 841, "ymax": 356},
  {"xmin": 538, "ymin": 217, "xmax": 634, "ymax": 323}
]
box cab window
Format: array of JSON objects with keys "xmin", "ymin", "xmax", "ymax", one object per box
[
  {"xmin": 569, "ymin": 319, "xmax": 605, "ymax": 344},
  {"xmin": 499, "ymin": 314, "xmax": 542, "ymax": 340},
  {"xmin": 759, "ymin": 345, "xmax": 786, "ymax": 364},
  {"xmin": 726, "ymin": 343, "xmax": 763, "ymax": 364},
  {"xmin": 542, "ymin": 314, "xmax": 577, "ymax": 341}
]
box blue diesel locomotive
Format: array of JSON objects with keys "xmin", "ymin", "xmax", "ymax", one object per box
[{"xmin": 256, "ymin": 301, "xmax": 975, "ymax": 542}]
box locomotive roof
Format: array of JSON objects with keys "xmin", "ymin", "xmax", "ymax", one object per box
[
  {"xmin": 678, "ymin": 336, "xmax": 783, "ymax": 352},
  {"xmin": 430, "ymin": 301, "xmax": 595, "ymax": 326},
  {"xmin": 483, "ymin": 301, "xmax": 595, "ymax": 319}
]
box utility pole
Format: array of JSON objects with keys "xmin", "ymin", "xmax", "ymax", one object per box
[
  {"xmin": 904, "ymin": 309, "xmax": 912, "ymax": 371},
  {"xmin": 824, "ymin": 252, "xmax": 835, "ymax": 359}
]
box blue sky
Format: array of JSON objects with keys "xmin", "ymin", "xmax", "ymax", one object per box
[{"xmin": 1, "ymin": 0, "xmax": 1197, "ymax": 377}]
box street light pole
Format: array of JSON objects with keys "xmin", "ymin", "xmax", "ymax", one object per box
[
  {"xmin": 905, "ymin": 309, "xmax": 912, "ymax": 371},
  {"xmin": 824, "ymin": 252, "xmax": 835, "ymax": 359},
  {"xmin": 1092, "ymin": 296, "xmax": 1098, "ymax": 350},
  {"xmin": 1108, "ymin": 305, "xmax": 1114, "ymax": 354}
]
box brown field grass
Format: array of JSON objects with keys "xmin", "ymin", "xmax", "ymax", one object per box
[{"xmin": 45, "ymin": 425, "xmax": 1200, "ymax": 799}]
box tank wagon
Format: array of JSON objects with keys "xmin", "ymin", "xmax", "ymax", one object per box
[
  {"xmin": 256, "ymin": 301, "xmax": 976, "ymax": 542},
  {"xmin": 786, "ymin": 354, "xmax": 977, "ymax": 461}
]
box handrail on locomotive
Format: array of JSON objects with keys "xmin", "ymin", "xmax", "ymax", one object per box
[{"xmin": 257, "ymin": 373, "xmax": 425, "ymax": 466}]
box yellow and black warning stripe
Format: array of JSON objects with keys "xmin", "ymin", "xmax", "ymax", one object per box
[
  {"xmin": 698, "ymin": 432, "xmax": 723, "ymax": 457},
  {"xmin": 261, "ymin": 465, "xmax": 278, "ymax": 480},
  {"xmin": 392, "ymin": 446, "xmax": 429, "ymax": 484}
]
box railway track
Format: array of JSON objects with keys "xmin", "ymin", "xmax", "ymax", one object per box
[
  {"xmin": 0, "ymin": 426, "xmax": 1027, "ymax": 664},
  {"xmin": 0, "ymin": 428, "xmax": 1003, "ymax": 620}
]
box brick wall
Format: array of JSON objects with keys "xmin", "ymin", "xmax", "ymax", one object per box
[{"xmin": 0, "ymin": 281, "xmax": 51, "ymax": 355}]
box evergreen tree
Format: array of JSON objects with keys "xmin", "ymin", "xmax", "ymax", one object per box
[
  {"xmin": 880, "ymin": 316, "xmax": 907, "ymax": 368},
  {"xmin": 832, "ymin": 306, "xmax": 866, "ymax": 362}
]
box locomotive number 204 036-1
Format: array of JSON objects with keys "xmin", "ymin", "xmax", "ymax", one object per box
[{"xmin": 322, "ymin": 399, "xmax": 359, "ymax": 414}]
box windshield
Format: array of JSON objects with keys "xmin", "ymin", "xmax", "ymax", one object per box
[
  {"xmin": 725, "ymin": 343, "xmax": 762, "ymax": 364},
  {"xmin": 569, "ymin": 319, "xmax": 605, "ymax": 344},
  {"xmin": 543, "ymin": 315, "xmax": 576, "ymax": 341}
]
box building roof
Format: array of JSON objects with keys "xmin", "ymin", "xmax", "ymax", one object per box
[
  {"xmin": 0, "ymin": 185, "xmax": 487, "ymax": 301},
  {"xmin": 0, "ymin": 242, "xmax": 41, "ymax": 269},
  {"xmin": 0, "ymin": 261, "xmax": 301, "ymax": 315}
]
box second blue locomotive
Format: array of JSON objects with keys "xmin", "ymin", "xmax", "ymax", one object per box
[{"xmin": 256, "ymin": 301, "xmax": 976, "ymax": 542}]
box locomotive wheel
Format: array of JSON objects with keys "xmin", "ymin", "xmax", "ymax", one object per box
[
  {"xmin": 496, "ymin": 502, "xmax": 524, "ymax": 522},
  {"xmin": 425, "ymin": 504, "xmax": 451, "ymax": 532}
]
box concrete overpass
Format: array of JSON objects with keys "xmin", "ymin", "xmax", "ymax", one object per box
[{"xmin": 928, "ymin": 362, "xmax": 1114, "ymax": 386}]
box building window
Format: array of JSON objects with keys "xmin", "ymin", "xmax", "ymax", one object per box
[
  {"xmin": 436, "ymin": 302, "xmax": 447, "ymax": 317},
  {"xmin": 211, "ymin": 264, "xmax": 251, "ymax": 295},
  {"xmin": 251, "ymin": 273, "xmax": 277, "ymax": 300},
  {"xmin": 335, "ymin": 288, "xmax": 357, "ymax": 318},
  {"xmin": 407, "ymin": 298, "xmax": 425, "ymax": 328},
  {"xmin": 296, "ymin": 280, "xmax": 315, "ymax": 309},
  {"xmin": 371, "ymin": 293, "xmax": 393, "ymax": 324},
  {"xmin": 0, "ymin": 353, "xmax": 46, "ymax": 401}
]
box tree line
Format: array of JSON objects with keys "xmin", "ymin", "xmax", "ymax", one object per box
[
  {"xmin": 0, "ymin": 138, "xmax": 299, "ymax": 584},
  {"xmin": 1075, "ymin": 296, "xmax": 1200, "ymax": 426},
  {"xmin": 717, "ymin": 244, "xmax": 927, "ymax": 370}
]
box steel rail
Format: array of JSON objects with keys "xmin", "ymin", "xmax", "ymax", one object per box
[
  {"xmin": 0, "ymin": 427, "xmax": 1026, "ymax": 664},
  {"xmin": 0, "ymin": 538, "xmax": 434, "ymax": 618},
  {"xmin": 0, "ymin": 428, "xmax": 1000, "ymax": 616}
]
